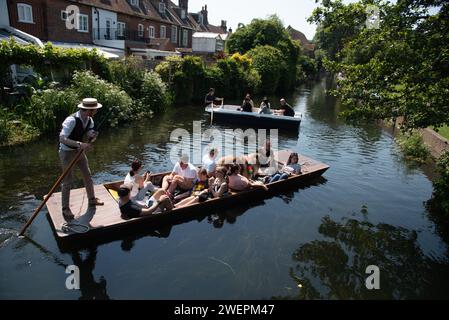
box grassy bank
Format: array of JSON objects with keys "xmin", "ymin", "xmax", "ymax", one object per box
[{"xmin": 433, "ymin": 126, "xmax": 449, "ymax": 140}]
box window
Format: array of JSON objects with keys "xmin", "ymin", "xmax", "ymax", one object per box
[
  {"xmin": 160, "ymin": 25, "xmax": 166, "ymax": 38},
  {"xmin": 138, "ymin": 24, "xmax": 144, "ymax": 37},
  {"xmin": 105, "ymin": 19, "xmax": 111, "ymax": 39},
  {"xmin": 61, "ymin": 10, "xmax": 68, "ymax": 21},
  {"xmin": 129, "ymin": 0, "xmax": 139, "ymax": 6},
  {"xmin": 148, "ymin": 26, "xmax": 155, "ymax": 38},
  {"xmin": 159, "ymin": 2, "xmax": 165, "ymax": 14},
  {"xmin": 182, "ymin": 29, "xmax": 188, "ymax": 47},
  {"xmin": 77, "ymin": 14, "xmax": 88, "ymax": 33},
  {"xmin": 171, "ymin": 25, "xmax": 177, "ymax": 43},
  {"xmin": 198, "ymin": 14, "xmax": 203, "ymax": 25},
  {"xmin": 17, "ymin": 3, "xmax": 33, "ymax": 23},
  {"xmin": 118, "ymin": 22, "xmax": 126, "ymax": 37},
  {"xmin": 181, "ymin": 9, "xmax": 186, "ymax": 19}
]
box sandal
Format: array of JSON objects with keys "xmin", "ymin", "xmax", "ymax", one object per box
[
  {"xmin": 62, "ymin": 207, "xmax": 75, "ymax": 221},
  {"xmin": 88, "ymin": 197, "xmax": 104, "ymax": 206}
]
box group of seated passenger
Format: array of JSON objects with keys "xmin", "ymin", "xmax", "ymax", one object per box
[
  {"xmin": 237, "ymin": 94, "xmax": 295, "ymax": 117},
  {"xmin": 117, "ymin": 146, "xmax": 304, "ymax": 219}
]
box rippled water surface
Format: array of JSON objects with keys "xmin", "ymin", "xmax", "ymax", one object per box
[{"xmin": 1, "ymin": 78, "xmax": 448, "ymax": 299}]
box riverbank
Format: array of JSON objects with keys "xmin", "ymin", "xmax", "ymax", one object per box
[{"xmin": 393, "ymin": 116, "xmax": 449, "ymax": 159}]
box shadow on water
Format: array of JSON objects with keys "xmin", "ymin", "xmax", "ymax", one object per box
[
  {"xmin": 272, "ymin": 208, "xmax": 449, "ymax": 300},
  {"xmin": 20, "ymin": 235, "xmax": 110, "ymax": 300}
]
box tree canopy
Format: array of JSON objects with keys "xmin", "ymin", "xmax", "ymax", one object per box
[
  {"xmin": 310, "ymin": 0, "xmax": 449, "ymax": 129},
  {"xmin": 226, "ymin": 15, "xmax": 302, "ymax": 93}
]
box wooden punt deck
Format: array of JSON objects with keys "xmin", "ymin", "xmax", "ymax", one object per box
[{"xmin": 46, "ymin": 151, "xmax": 329, "ymax": 243}]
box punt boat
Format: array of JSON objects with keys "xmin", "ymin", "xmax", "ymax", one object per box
[
  {"xmin": 205, "ymin": 105, "xmax": 302, "ymax": 130},
  {"xmin": 45, "ymin": 150, "xmax": 328, "ymax": 244}
]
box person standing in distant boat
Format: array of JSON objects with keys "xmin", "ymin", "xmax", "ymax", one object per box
[
  {"xmin": 204, "ymin": 88, "xmax": 223, "ymax": 107},
  {"xmin": 258, "ymin": 97, "xmax": 272, "ymax": 114},
  {"xmin": 59, "ymin": 98, "xmax": 104, "ymax": 221}
]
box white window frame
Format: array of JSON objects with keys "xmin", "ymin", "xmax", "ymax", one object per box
[
  {"xmin": 182, "ymin": 29, "xmax": 188, "ymax": 47},
  {"xmin": 117, "ymin": 22, "xmax": 126, "ymax": 37},
  {"xmin": 61, "ymin": 10, "xmax": 68, "ymax": 21},
  {"xmin": 17, "ymin": 3, "xmax": 33, "ymax": 23},
  {"xmin": 130, "ymin": 0, "xmax": 139, "ymax": 7},
  {"xmin": 160, "ymin": 25, "xmax": 166, "ymax": 38},
  {"xmin": 77, "ymin": 14, "xmax": 89, "ymax": 33},
  {"xmin": 181, "ymin": 9, "xmax": 186, "ymax": 19},
  {"xmin": 138, "ymin": 24, "xmax": 144, "ymax": 37},
  {"xmin": 171, "ymin": 25, "xmax": 177, "ymax": 43},
  {"xmin": 159, "ymin": 2, "xmax": 166, "ymax": 14},
  {"xmin": 148, "ymin": 26, "xmax": 155, "ymax": 38}
]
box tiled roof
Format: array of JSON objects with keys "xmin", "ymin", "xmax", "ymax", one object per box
[
  {"xmin": 187, "ymin": 13, "xmax": 227, "ymax": 34},
  {"xmin": 286, "ymin": 25, "xmax": 315, "ymax": 51},
  {"xmin": 72, "ymin": 0, "xmax": 194, "ymax": 28}
]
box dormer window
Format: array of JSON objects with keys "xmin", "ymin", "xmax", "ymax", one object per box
[
  {"xmin": 198, "ymin": 14, "xmax": 203, "ymax": 25},
  {"xmin": 129, "ymin": 0, "xmax": 139, "ymax": 7},
  {"xmin": 181, "ymin": 9, "xmax": 186, "ymax": 19},
  {"xmin": 159, "ymin": 2, "xmax": 166, "ymax": 14}
]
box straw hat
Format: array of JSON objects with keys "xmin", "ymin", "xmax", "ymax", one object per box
[{"xmin": 77, "ymin": 98, "xmax": 103, "ymax": 110}]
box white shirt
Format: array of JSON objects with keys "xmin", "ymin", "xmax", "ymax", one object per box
[
  {"xmin": 59, "ymin": 111, "xmax": 94, "ymax": 151},
  {"xmin": 202, "ymin": 154, "xmax": 217, "ymax": 174},
  {"xmin": 124, "ymin": 172, "xmax": 156, "ymax": 198},
  {"xmin": 172, "ymin": 162, "xmax": 198, "ymax": 179},
  {"xmin": 124, "ymin": 173, "xmax": 139, "ymax": 198}
]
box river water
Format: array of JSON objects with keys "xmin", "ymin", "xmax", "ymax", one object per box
[{"xmin": 1, "ymin": 78, "xmax": 448, "ymax": 299}]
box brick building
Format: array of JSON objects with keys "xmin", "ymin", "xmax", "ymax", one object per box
[{"xmin": 2, "ymin": 0, "xmax": 230, "ymax": 58}]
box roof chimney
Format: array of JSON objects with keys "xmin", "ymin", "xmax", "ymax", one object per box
[
  {"xmin": 221, "ymin": 20, "xmax": 227, "ymax": 31},
  {"xmin": 179, "ymin": 0, "xmax": 188, "ymax": 12},
  {"xmin": 201, "ymin": 4, "xmax": 208, "ymax": 25}
]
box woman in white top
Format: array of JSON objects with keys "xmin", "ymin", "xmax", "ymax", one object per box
[
  {"xmin": 202, "ymin": 148, "xmax": 218, "ymax": 177},
  {"xmin": 267, "ymin": 152, "xmax": 302, "ymax": 183},
  {"xmin": 124, "ymin": 159, "xmax": 157, "ymax": 202},
  {"xmin": 258, "ymin": 97, "xmax": 272, "ymax": 114}
]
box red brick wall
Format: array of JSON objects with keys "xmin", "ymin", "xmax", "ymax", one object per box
[
  {"xmin": 43, "ymin": 0, "xmax": 92, "ymax": 43},
  {"xmin": 7, "ymin": 0, "xmax": 193, "ymax": 50},
  {"xmin": 8, "ymin": 0, "xmax": 92, "ymax": 43},
  {"xmin": 8, "ymin": 0, "xmax": 46, "ymax": 39}
]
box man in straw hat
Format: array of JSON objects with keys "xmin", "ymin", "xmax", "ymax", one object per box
[{"xmin": 58, "ymin": 98, "xmax": 104, "ymax": 220}]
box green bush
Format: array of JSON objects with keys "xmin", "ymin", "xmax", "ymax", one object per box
[
  {"xmin": 0, "ymin": 107, "xmax": 39, "ymax": 146},
  {"xmin": 396, "ymin": 132, "xmax": 430, "ymax": 163},
  {"xmin": 156, "ymin": 56, "xmax": 205, "ymax": 104},
  {"xmin": 71, "ymin": 70, "xmax": 133, "ymax": 127},
  {"xmin": 431, "ymin": 151, "xmax": 449, "ymax": 215},
  {"xmin": 226, "ymin": 15, "xmax": 304, "ymax": 91},
  {"xmin": 139, "ymin": 71, "xmax": 172, "ymax": 113},
  {"xmin": 25, "ymin": 88, "xmax": 79, "ymax": 133},
  {"xmin": 215, "ymin": 54, "xmax": 261, "ymax": 98},
  {"xmin": 0, "ymin": 113, "xmax": 10, "ymax": 143},
  {"xmin": 247, "ymin": 45, "xmax": 285, "ymax": 94},
  {"xmin": 108, "ymin": 57, "xmax": 145, "ymax": 100},
  {"xmin": 0, "ymin": 39, "xmax": 109, "ymax": 87}
]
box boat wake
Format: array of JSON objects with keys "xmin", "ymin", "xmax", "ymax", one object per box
[{"xmin": 0, "ymin": 228, "xmax": 18, "ymax": 248}]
